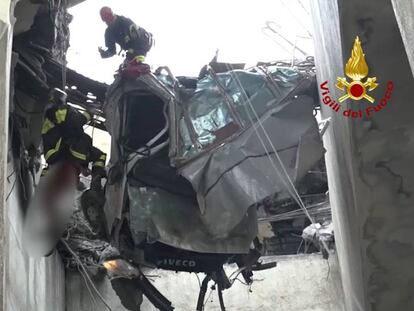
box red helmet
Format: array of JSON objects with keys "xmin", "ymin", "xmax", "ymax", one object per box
[{"xmin": 100, "ymin": 7, "xmax": 115, "ymax": 24}]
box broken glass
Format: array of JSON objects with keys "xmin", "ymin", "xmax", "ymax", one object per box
[{"xmin": 176, "ymin": 67, "xmax": 305, "ymax": 160}]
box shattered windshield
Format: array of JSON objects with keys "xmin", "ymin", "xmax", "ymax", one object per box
[{"xmin": 175, "ymin": 67, "xmax": 304, "ymax": 159}]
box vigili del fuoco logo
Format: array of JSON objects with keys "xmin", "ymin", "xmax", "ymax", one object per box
[{"xmin": 319, "ymin": 36, "xmax": 394, "ymax": 118}]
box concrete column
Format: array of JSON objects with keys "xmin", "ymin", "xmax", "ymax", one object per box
[
  {"xmin": 311, "ymin": 1, "xmax": 414, "ymax": 310},
  {"xmin": 391, "ymin": 1, "xmax": 414, "ymax": 79},
  {"xmin": 0, "ymin": 1, "xmax": 13, "ymax": 309}
]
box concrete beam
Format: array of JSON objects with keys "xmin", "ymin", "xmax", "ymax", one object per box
[
  {"xmin": 0, "ymin": 1, "xmax": 14, "ymax": 309},
  {"xmin": 391, "ymin": 0, "xmax": 414, "ymax": 78},
  {"xmin": 311, "ymin": 0, "xmax": 414, "ymax": 310}
]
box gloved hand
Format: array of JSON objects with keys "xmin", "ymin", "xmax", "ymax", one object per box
[
  {"xmin": 90, "ymin": 166, "xmax": 106, "ymax": 193},
  {"xmin": 98, "ymin": 47, "xmax": 105, "ymax": 57},
  {"xmin": 98, "ymin": 47, "xmax": 113, "ymax": 59},
  {"xmin": 92, "ymin": 166, "xmax": 106, "ymax": 178}
]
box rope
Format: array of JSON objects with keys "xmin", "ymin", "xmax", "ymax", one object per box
[
  {"xmin": 298, "ymin": 0, "xmax": 311, "ymax": 16},
  {"xmin": 263, "ymin": 21, "xmax": 308, "ymax": 58},
  {"xmin": 77, "ymin": 264, "xmax": 99, "ymax": 310},
  {"xmin": 278, "ymin": 0, "xmax": 312, "ymax": 38},
  {"xmin": 5, "ymin": 175, "xmax": 17, "ymax": 202},
  {"xmin": 262, "ymin": 25, "xmax": 295, "ymax": 57},
  {"xmin": 228, "ymin": 267, "xmax": 246, "ymax": 285},
  {"xmin": 56, "ymin": 0, "xmax": 67, "ymax": 90},
  {"xmin": 195, "ymin": 273, "xmax": 202, "ymax": 289},
  {"xmin": 228, "ymin": 69, "xmax": 313, "ymax": 220},
  {"xmin": 60, "ymin": 239, "xmax": 113, "ymax": 311},
  {"xmin": 296, "ymin": 239, "xmax": 304, "ymax": 254},
  {"xmin": 203, "ymin": 284, "xmax": 215, "ymax": 308},
  {"xmin": 226, "ymin": 67, "xmax": 330, "ymax": 254}
]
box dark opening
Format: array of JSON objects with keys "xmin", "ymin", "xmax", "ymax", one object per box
[{"xmin": 122, "ymin": 93, "xmax": 168, "ymax": 150}]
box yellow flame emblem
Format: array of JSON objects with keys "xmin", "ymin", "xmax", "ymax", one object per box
[
  {"xmin": 336, "ymin": 36, "xmax": 378, "ymax": 103},
  {"xmin": 345, "ymin": 36, "xmax": 368, "ymax": 81}
]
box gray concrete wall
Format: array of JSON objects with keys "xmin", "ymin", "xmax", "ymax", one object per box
[
  {"xmin": 311, "ymin": 1, "xmax": 414, "ymax": 310},
  {"xmin": 4, "ymin": 160, "xmax": 66, "ymax": 311},
  {"xmin": 67, "ymin": 254, "xmax": 344, "ymax": 311},
  {"xmin": 0, "ymin": 1, "xmax": 14, "ymax": 308},
  {"xmin": 66, "ymin": 272, "xmax": 128, "ymax": 311},
  {"xmin": 0, "ymin": 1, "xmax": 66, "ymax": 310},
  {"xmin": 392, "ymin": 0, "xmax": 414, "ymax": 79}
]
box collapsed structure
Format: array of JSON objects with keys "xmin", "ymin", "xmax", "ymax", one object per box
[
  {"xmin": 74, "ymin": 59, "xmax": 332, "ymax": 309},
  {"xmin": 5, "ymin": 0, "xmax": 332, "ymax": 310},
  {"xmin": 103, "ymin": 61, "xmax": 324, "ymax": 248},
  {"xmin": 3, "ymin": 0, "xmax": 414, "ymax": 310}
]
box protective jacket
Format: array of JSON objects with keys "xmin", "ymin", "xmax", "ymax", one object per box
[
  {"xmin": 102, "ymin": 15, "xmax": 153, "ymax": 59},
  {"xmin": 42, "ymin": 103, "xmax": 106, "ymax": 174}
]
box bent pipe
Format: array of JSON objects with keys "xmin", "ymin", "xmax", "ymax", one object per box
[
  {"xmin": 196, "ymin": 275, "xmax": 212, "ymax": 311},
  {"xmin": 136, "ymin": 274, "xmax": 174, "ymax": 311}
]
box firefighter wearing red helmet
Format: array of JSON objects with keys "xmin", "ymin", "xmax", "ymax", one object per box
[{"xmin": 98, "ymin": 7, "xmax": 153, "ymax": 65}]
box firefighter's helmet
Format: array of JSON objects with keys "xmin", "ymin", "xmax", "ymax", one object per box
[{"xmin": 49, "ymin": 88, "xmax": 67, "ymax": 105}]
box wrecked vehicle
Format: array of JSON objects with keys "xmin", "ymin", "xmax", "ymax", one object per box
[
  {"xmin": 79, "ymin": 59, "xmax": 328, "ymax": 310},
  {"xmin": 8, "ymin": 1, "xmax": 329, "ymax": 310}
]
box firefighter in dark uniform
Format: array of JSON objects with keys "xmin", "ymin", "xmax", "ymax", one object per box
[
  {"xmin": 98, "ymin": 6, "xmax": 153, "ymax": 67},
  {"xmin": 41, "ymin": 88, "xmax": 106, "ymax": 192}
]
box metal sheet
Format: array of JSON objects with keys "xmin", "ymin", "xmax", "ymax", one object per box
[
  {"xmin": 179, "ymin": 94, "xmax": 324, "ymax": 237},
  {"xmin": 128, "ymin": 185, "xmax": 256, "ymax": 254},
  {"xmin": 104, "ymin": 67, "xmax": 323, "ymax": 252}
]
